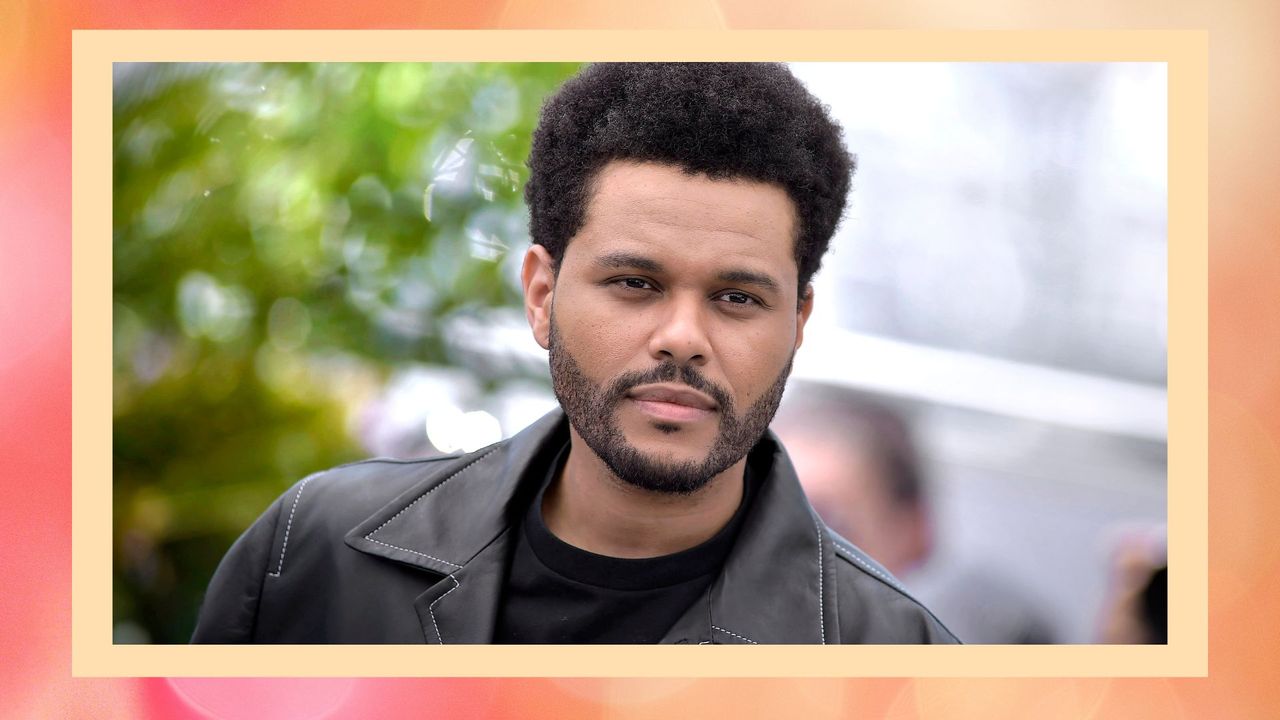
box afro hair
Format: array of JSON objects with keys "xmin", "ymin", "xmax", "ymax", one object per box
[{"xmin": 525, "ymin": 62, "xmax": 855, "ymax": 294}]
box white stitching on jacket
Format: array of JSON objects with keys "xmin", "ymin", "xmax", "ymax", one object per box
[
  {"xmin": 267, "ymin": 473, "xmax": 320, "ymax": 577},
  {"xmin": 428, "ymin": 575, "xmax": 461, "ymax": 644},
  {"xmin": 711, "ymin": 625, "xmax": 758, "ymax": 644},
  {"xmin": 363, "ymin": 448, "xmax": 495, "ymax": 566},
  {"xmin": 833, "ymin": 540, "xmax": 961, "ymax": 643},
  {"xmin": 366, "ymin": 538, "xmax": 463, "ymax": 568},
  {"xmin": 813, "ymin": 515, "xmax": 826, "ymax": 644},
  {"xmin": 833, "ymin": 539, "xmax": 899, "ymax": 590}
]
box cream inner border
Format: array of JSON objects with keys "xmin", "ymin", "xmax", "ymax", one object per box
[{"xmin": 74, "ymin": 29, "xmax": 1207, "ymax": 678}]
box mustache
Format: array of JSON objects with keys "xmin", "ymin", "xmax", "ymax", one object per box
[{"xmin": 605, "ymin": 362, "xmax": 733, "ymax": 412}]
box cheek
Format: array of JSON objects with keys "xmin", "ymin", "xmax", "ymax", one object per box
[
  {"xmin": 713, "ymin": 321, "xmax": 796, "ymax": 394},
  {"xmin": 556, "ymin": 298, "xmax": 647, "ymax": 376}
]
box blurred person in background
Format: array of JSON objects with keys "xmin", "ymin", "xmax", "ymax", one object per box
[
  {"xmin": 191, "ymin": 63, "xmax": 957, "ymax": 644},
  {"xmin": 773, "ymin": 381, "xmax": 1057, "ymax": 643},
  {"xmin": 1097, "ymin": 528, "xmax": 1166, "ymax": 643}
]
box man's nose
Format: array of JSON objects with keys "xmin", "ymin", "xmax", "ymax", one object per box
[{"xmin": 647, "ymin": 293, "xmax": 711, "ymax": 367}]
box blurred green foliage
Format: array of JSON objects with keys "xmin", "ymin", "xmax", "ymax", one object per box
[{"xmin": 112, "ymin": 62, "xmax": 582, "ymax": 643}]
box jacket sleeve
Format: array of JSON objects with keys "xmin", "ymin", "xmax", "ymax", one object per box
[{"xmin": 189, "ymin": 492, "xmax": 286, "ymax": 643}]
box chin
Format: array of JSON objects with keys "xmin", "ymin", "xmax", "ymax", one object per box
[
  {"xmin": 610, "ymin": 459, "xmax": 718, "ymax": 496},
  {"xmin": 626, "ymin": 424, "xmax": 714, "ymax": 457}
]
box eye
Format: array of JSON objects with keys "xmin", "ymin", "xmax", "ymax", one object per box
[
  {"xmin": 717, "ymin": 291, "xmax": 761, "ymax": 307},
  {"xmin": 606, "ymin": 276, "xmax": 659, "ymax": 294},
  {"xmin": 620, "ymin": 277, "xmax": 654, "ymax": 291}
]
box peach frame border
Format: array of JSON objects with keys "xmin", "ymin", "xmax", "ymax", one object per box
[{"xmin": 73, "ymin": 29, "xmax": 1206, "ymax": 677}]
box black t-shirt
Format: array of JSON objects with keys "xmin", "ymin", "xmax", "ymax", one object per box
[{"xmin": 494, "ymin": 445, "xmax": 757, "ymax": 643}]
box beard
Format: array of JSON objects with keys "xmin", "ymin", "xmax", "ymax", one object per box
[{"xmin": 547, "ymin": 314, "xmax": 793, "ymax": 495}]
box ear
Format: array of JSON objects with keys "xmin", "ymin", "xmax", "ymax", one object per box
[
  {"xmin": 521, "ymin": 244, "xmax": 557, "ymax": 350},
  {"xmin": 794, "ymin": 283, "xmax": 815, "ymax": 351}
]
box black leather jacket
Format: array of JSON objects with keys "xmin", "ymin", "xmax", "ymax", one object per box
[{"xmin": 192, "ymin": 410, "xmax": 958, "ymax": 644}]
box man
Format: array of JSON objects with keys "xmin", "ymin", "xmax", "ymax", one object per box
[
  {"xmin": 772, "ymin": 385, "xmax": 935, "ymax": 579},
  {"xmin": 192, "ymin": 63, "xmax": 956, "ymax": 644},
  {"xmin": 773, "ymin": 382, "xmax": 1057, "ymax": 643}
]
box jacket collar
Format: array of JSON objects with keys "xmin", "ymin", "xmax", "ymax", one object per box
[
  {"xmin": 694, "ymin": 438, "xmax": 835, "ymax": 644},
  {"xmin": 344, "ymin": 409, "xmax": 834, "ymax": 644}
]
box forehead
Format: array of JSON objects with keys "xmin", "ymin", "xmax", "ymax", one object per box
[{"xmin": 567, "ymin": 162, "xmax": 799, "ymax": 282}]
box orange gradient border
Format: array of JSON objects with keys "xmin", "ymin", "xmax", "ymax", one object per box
[{"xmin": 74, "ymin": 29, "xmax": 1205, "ymax": 677}]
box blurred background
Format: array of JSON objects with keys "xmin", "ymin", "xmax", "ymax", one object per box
[{"xmin": 112, "ymin": 62, "xmax": 1166, "ymax": 644}]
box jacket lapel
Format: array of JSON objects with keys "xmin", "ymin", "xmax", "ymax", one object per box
[
  {"xmin": 344, "ymin": 411, "xmax": 570, "ymax": 643},
  {"xmin": 412, "ymin": 526, "xmax": 514, "ymax": 643},
  {"xmin": 662, "ymin": 435, "xmax": 838, "ymax": 645}
]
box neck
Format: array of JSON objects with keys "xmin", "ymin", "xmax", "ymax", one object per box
[{"xmin": 541, "ymin": 427, "xmax": 747, "ymax": 558}]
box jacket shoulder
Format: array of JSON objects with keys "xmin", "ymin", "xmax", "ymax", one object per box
[
  {"xmin": 283, "ymin": 454, "xmax": 465, "ymax": 532},
  {"xmin": 257, "ymin": 454, "xmax": 474, "ymax": 580},
  {"xmin": 828, "ymin": 532, "xmax": 961, "ymax": 644},
  {"xmin": 191, "ymin": 454, "xmax": 461, "ymax": 643}
]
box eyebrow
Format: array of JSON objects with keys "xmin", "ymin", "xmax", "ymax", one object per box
[
  {"xmin": 717, "ymin": 269, "xmax": 780, "ymax": 293},
  {"xmin": 594, "ymin": 252, "xmax": 663, "ymax": 273},
  {"xmin": 593, "ymin": 252, "xmax": 781, "ymax": 293}
]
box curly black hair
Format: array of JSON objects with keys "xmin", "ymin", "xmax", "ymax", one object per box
[{"xmin": 525, "ymin": 62, "xmax": 855, "ymax": 293}]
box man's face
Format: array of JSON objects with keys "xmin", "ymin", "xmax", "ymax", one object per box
[{"xmin": 524, "ymin": 161, "xmax": 813, "ymax": 494}]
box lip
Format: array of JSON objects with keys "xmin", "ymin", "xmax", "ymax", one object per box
[
  {"xmin": 627, "ymin": 384, "xmax": 717, "ymax": 410},
  {"xmin": 626, "ymin": 384, "xmax": 718, "ymax": 423}
]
